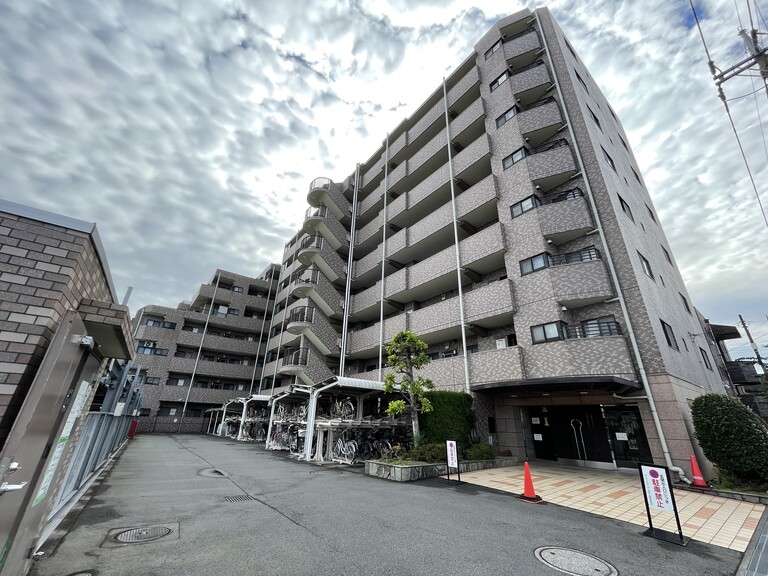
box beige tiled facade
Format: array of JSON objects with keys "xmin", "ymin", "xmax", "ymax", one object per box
[
  {"xmin": 133, "ymin": 266, "xmax": 279, "ymax": 433},
  {"xmin": 260, "ymin": 8, "xmax": 734, "ymax": 477}
]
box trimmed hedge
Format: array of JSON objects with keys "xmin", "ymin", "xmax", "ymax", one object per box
[
  {"xmin": 407, "ymin": 442, "xmax": 496, "ymax": 462},
  {"xmin": 465, "ymin": 443, "xmax": 495, "ymax": 461},
  {"xmin": 691, "ymin": 394, "xmax": 768, "ymax": 483},
  {"xmin": 417, "ymin": 390, "xmax": 474, "ymax": 447}
]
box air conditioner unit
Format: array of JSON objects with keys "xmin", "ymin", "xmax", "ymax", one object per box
[
  {"xmin": 177, "ymin": 379, "xmax": 185, "ymax": 386},
  {"xmin": 141, "ymin": 341, "xmax": 155, "ymax": 348}
]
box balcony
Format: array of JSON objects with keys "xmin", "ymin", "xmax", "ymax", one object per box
[
  {"xmin": 347, "ymin": 313, "xmax": 407, "ymax": 357},
  {"xmin": 518, "ymin": 97, "xmax": 564, "ymax": 147},
  {"xmin": 296, "ymin": 235, "xmax": 346, "ymax": 282},
  {"xmin": 503, "ymin": 27, "xmax": 541, "ymax": 69},
  {"xmin": 510, "ymin": 60, "xmax": 552, "ymax": 106},
  {"xmin": 524, "ymin": 325, "xmax": 635, "ymax": 381},
  {"xmin": 307, "ymin": 177, "xmax": 350, "ymax": 220},
  {"xmin": 527, "ymin": 139, "xmax": 578, "ymax": 193},
  {"xmin": 168, "ymin": 356, "xmax": 256, "ymax": 380},
  {"xmin": 416, "ymin": 346, "xmax": 525, "ymax": 392},
  {"xmin": 289, "ymin": 268, "xmax": 342, "ymax": 318},
  {"xmin": 280, "ymin": 347, "xmax": 309, "ymax": 373},
  {"xmin": 447, "ymin": 66, "xmax": 480, "ymax": 110},
  {"xmin": 278, "ymin": 340, "xmax": 334, "ymax": 385},
  {"xmin": 550, "ymin": 251, "xmax": 613, "ymax": 308},
  {"xmin": 539, "ymin": 189, "xmax": 594, "ymax": 245},
  {"xmin": 303, "ymin": 206, "xmax": 349, "ymax": 251},
  {"xmin": 408, "ymin": 97, "xmax": 445, "ymax": 147},
  {"xmin": 286, "ymin": 304, "xmax": 340, "ymax": 356}
]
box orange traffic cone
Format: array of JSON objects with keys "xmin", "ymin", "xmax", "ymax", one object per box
[
  {"xmin": 689, "ymin": 455, "xmax": 710, "ymax": 489},
  {"xmin": 517, "ymin": 461, "xmax": 544, "ymax": 503}
]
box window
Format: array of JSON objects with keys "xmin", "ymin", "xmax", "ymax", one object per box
[
  {"xmin": 496, "ymin": 105, "xmax": 518, "ymax": 128},
  {"xmin": 139, "ymin": 408, "xmax": 151, "ymax": 417},
  {"xmin": 510, "ymin": 195, "xmax": 541, "ymax": 218},
  {"xmin": 602, "ymin": 146, "xmax": 616, "ymax": 171},
  {"xmin": 506, "ymin": 333, "xmax": 518, "ymax": 347},
  {"xmin": 660, "ymin": 320, "xmax": 679, "ymax": 351},
  {"xmin": 638, "ymin": 252, "xmax": 654, "ymax": 279},
  {"xmin": 137, "ymin": 345, "xmax": 154, "ymax": 355},
  {"xmin": 146, "ymin": 319, "xmax": 161, "ymax": 327},
  {"xmin": 661, "ymin": 245, "xmax": 672, "ymax": 264},
  {"xmin": 162, "ymin": 321, "xmax": 177, "ymax": 330},
  {"xmin": 531, "ymin": 322, "xmax": 565, "ymax": 344},
  {"xmin": 679, "ymin": 292, "xmax": 691, "ymax": 314},
  {"xmin": 227, "ymin": 308, "xmax": 239, "ymax": 316},
  {"xmin": 145, "ymin": 377, "xmax": 160, "ymax": 385},
  {"xmin": 632, "ymin": 167, "xmax": 643, "ymax": 186},
  {"xmin": 520, "ymin": 253, "xmax": 550, "ymax": 276},
  {"xmin": 645, "ymin": 204, "xmax": 657, "ymax": 224},
  {"xmin": 574, "ymin": 70, "xmax": 588, "ymax": 93},
  {"xmin": 618, "ymin": 195, "xmax": 634, "ymax": 221},
  {"xmin": 587, "ymin": 106, "xmax": 602, "ymax": 131},
  {"xmin": 484, "ymin": 39, "xmax": 501, "ymax": 60},
  {"xmin": 467, "ymin": 344, "xmax": 479, "ymax": 354},
  {"xmin": 490, "ymin": 70, "xmax": 510, "ymax": 92},
  {"xmin": 581, "ymin": 315, "xmax": 618, "ymax": 337},
  {"xmin": 233, "ymin": 286, "xmax": 243, "ymax": 293},
  {"xmin": 153, "ymin": 348, "xmax": 169, "ymax": 356},
  {"xmin": 699, "ymin": 347, "xmax": 713, "ymax": 370},
  {"xmin": 502, "ymin": 147, "xmax": 528, "ymax": 170},
  {"xmin": 167, "ymin": 377, "xmax": 186, "ymax": 386}
]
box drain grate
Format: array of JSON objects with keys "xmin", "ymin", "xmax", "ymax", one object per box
[
  {"xmin": 114, "ymin": 526, "xmax": 172, "ymax": 543},
  {"xmin": 534, "ymin": 547, "xmax": 618, "ymax": 576},
  {"xmin": 225, "ymin": 495, "xmax": 257, "ymax": 502}
]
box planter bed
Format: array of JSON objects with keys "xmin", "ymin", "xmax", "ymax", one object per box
[{"xmin": 364, "ymin": 457, "xmax": 518, "ymax": 482}]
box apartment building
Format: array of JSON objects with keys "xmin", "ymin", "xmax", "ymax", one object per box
[
  {"xmin": 133, "ymin": 266, "xmax": 279, "ymax": 433},
  {"xmin": 261, "ymin": 7, "xmax": 731, "ymax": 475}
]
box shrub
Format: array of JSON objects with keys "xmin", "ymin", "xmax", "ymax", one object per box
[
  {"xmin": 691, "ymin": 394, "xmax": 768, "ymax": 483},
  {"xmin": 418, "ymin": 391, "xmax": 474, "ymax": 446},
  {"xmin": 379, "ymin": 444, "xmax": 411, "ymax": 465},
  {"xmin": 464, "ymin": 443, "xmax": 495, "ymax": 461},
  {"xmin": 408, "ymin": 443, "xmax": 449, "ymax": 463}
]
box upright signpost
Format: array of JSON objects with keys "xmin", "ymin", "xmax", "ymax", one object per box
[
  {"xmin": 638, "ymin": 463, "xmax": 690, "ymax": 546},
  {"xmin": 446, "ymin": 440, "xmax": 461, "ymax": 483}
]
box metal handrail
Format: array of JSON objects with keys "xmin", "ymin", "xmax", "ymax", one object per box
[
  {"xmin": 300, "ymin": 235, "xmax": 323, "ymax": 249},
  {"xmin": 290, "ymin": 269, "xmax": 319, "ymax": 284},
  {"xmin": 510, "ymin": 58, "xmax": 545, "ymax": 76},
  {"xmin": 531, "ymin": 138, "xmax": 568, "ymax": 154},
  {"xmin": 309, "ymin": 177, "xmax": 332, "ymax": 192},
  {"xmin": 550, "ymin": 246, "xmax": 601, "ymax": 266},
  {"xmin": 502, "ymin": 26, "xmax": 537, "ymax": 45},
  {"xmin": 519, "ymin": 95, "xmax": 556, "ymax": 112},
  {"xmin": 288, "ymin": 306, "xmax": 314, "ymax": 324},
  {"xmin": 565, "ymin": 322, "xmax": 622, "ymax": 339},
  {"xmin": 540, "ymin": 188, "xmax": 583, "ymax": 204},
  {"xmin": 305, "ymin": 206, "xmax": 328, "ymax": 218},
  {"xmin": 282, "ymin": 347, "xmax": 309, "ymax": 366}
]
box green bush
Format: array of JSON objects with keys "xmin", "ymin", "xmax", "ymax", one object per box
[
  {"xmin": 465, "ymin": 443, "xmax": 495, "ymax": 461},
  {"xmin": 417, "ymin": 391, "xmax": 474, "ymax": 446},
  {"xmin": 408, "ymin": 443, "xmax": 449, "ymax": 463},
  {"xmin": 691, "ymin": 394, "xmax": 768, "ymax": 483}
]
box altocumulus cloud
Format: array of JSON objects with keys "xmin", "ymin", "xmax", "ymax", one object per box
[{"xmin": 0, "ymin": 0, "xmax": 765, "ymax": 355}]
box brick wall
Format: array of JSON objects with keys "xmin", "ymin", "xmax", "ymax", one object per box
[{"xmin": 0, "ymin": 211, "xmax": 113, "ymax": 446}]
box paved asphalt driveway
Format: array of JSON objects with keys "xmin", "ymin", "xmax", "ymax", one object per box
[{"xmin": 30, "ymin": 435, "xmax": 742, "ymax": 576}]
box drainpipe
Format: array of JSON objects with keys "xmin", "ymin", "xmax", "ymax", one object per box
[
  {"xmin": 269, "ymin": 269, "xmax": 290, "ymax": 397},
  {"xmin": 250, "ymin": 269, "xmax": 277, "ymax": 395},
  {"xmin": 442, "ymin": 78, "xmax": 471, "ymax": 394},
  {"xmin": 535, "ymin": 12, "xmax": 690, "ymax": 484},
  {"xmin": 339, "ymin": 167, "xmax": 361, "ymax": 376},
  {"xmin": 178, "ymin": 271, "xmax": 221, "ymax": 433},
  {"xmin": 378, "ymin": 137, "xmax": 390, "ymax": 381},
  {"xmin": 260, "ymin": 265, "xmax": 284, "ymax": 394}
]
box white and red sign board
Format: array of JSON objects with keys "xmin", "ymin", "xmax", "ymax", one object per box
[
  {"xmin": 446, "ymin": 440, "xmax": 458, "ymax": 468},
  {"xmin": 640, "ymin": 464, "xmax": 674, "ymax": 512}
]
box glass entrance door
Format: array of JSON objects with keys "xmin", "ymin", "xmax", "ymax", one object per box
[{"xmin": 602, "ymin": 406, "xmax": 653, "ymax": 468}]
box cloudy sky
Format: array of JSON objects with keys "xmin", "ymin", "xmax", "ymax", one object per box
[{"xmin": 0, "ymin": 0, "xmax": 766, "ymax": 358}]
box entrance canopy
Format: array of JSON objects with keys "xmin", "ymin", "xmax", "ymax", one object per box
[{"xmin": 472, "ymin": 375, "xmax": 642, "ymax": 396}]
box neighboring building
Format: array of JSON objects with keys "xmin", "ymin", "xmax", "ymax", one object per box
[
  {"xmin": 0, "ymin": 199, "xmax": 134, "ymax": 576},
  {"xmin": 133, "ymin": 266, "xmax": 279, "ymax": 433},
  {"xmin": 261, "ymin": 7, "xmax": 734, "ymax": 476}
]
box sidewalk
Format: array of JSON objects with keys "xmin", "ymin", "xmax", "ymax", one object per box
[{"xmin": 457, "ymin": 462, "xmax": 765, "ymax": 552}]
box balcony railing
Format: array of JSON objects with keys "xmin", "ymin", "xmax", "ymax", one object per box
[
  {"xmin": 531, "ymin": 138, "xmax": 568, "ymax": 154},
  {"xmin": 565, "ymin": 321, "xmax": 622, "ymax": 339},
  {"xmin": 300, "ymin": 235, "xmax": 323, "ymax": 249},
  {"xmin": 289, "ymin": 306, "xmax": 314, "ymax": 324},
  {"xmin": 502, "ymin": 26, "xmax": 536, "ymax": 45},
  {"xmin": 541, "ymin": 187, "xmax": 583, "ymax": 204},
  {"xmin": 310, "ymin": 177, "xmax": 332, "ymax": 191},
  {"xmin": 550, "ymin": 246, "xmax": 601, "ymax": 266},
  {"xmin": 290, "ymin": 269, "xmax": 319, "ymax": 285},
  {"xmin": 306, "ymin": 206, "xmax": 328, "ymax": 218},
  {"xmin": 282, "ymin": 347, "xmax": 309, "ymax": 366},
  {"xmin": 510, "ymin": 58, "xmax": 545, "ymax": 76},
  {"xmin": 519, "ymin": 95, "xmax": 556, "ymax": 113}
]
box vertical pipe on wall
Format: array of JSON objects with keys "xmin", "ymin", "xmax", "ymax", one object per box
[
  {"xmin": 442, "ymin": 79, "xmax": 471, "ymax": 394},
  {"xmin": 377, "ymin": 137, "xmax": 390, "ymax": 382},
  {"xmin": 339, "ymin": 166, "xmax": 361, "ymax": 376},
  {"xmin": 178, "ymin": 271, "xmax": 221, "ymax": 432},
  {"xmin": 249, "ymin": 268, "xmax": 277, "ymax": 395}
]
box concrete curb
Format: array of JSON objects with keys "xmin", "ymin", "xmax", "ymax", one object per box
[
  {"xmin": 736, "ymin": 506, "xmax": 768, "ymax": 576},
  {"xmin": 674, "ymin": 482, "xmax": 768, "ymax": 505}
]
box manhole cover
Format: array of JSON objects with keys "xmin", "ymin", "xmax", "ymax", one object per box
[
  {"xmin": 113, "ymin": 526, "xmax": 172, "ymax": 543},
  {"xmin": 534, "ymin": 547, "xmax": 618, "ymax": 576}
]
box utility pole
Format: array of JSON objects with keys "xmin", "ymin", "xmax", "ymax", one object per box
[{"xmin": 738, "ymin": 314, "xmax": 767, "ymax": 375}]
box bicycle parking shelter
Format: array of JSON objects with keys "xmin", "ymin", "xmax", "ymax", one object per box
[
  {"xmin": 265, "ymin": 376, "xmax": 410, "ymax": 464},
  {"xmin": 207, "ymin": 394, "xmax": 271, "ymax": 441}
]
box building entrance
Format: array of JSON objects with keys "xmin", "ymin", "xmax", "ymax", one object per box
[{"xmin": 527, "ymin": 404, "xmax": 651, "ymax": 470}]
